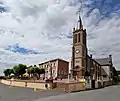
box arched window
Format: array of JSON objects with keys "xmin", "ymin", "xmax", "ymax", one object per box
[
  {"xmin": 78, "ymin": 33, "xmax": 80, "ymax": 42},
  {"xmin": 74, "ymin": 34, "xmax": 77, "ymax": 44}
]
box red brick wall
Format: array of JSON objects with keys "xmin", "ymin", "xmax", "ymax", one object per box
[{"xmin": 57, "ymin": 60, "xmax": 69, "ymax": 79}]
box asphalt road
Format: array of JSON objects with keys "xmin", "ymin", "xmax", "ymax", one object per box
[
  {"xmin": 0, "ymin": 83, "xmax": 65, "ymax": 101},
  {"xmin": 35, "ymin": 84, "xmax": 120, "ymax": 101},
  {"xmin": 1, "ymin": 83, "xmax": 120, "ymax": 101}
]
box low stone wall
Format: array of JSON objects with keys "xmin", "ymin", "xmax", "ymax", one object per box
[
  {"xmin": 56, "ymin": 82, "xmax": 86, "ymax": 93},
  {"xmin": 1, "ymin": 79, "xmax": 11, "ymax": 85},
  {"xmin": 0, "ymin": 79, "xmax": 51, "ymax": 90},
  {"xmin": 27, "ymin": 82, "xmax": 46, "ymax": 89},
  {"xmin": 103, "ymin": 80, "xmax": 112, "ymax": 87},
  {"xmin": 11, "ymin": 81, "xmax": 26, "ymax": 87}
]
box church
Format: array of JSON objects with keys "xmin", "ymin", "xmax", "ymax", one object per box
[{"xmin": 70, "ymin": 14, "xmax": 113, "ymax": 85}]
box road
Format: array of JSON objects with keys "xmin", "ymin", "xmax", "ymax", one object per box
[
  {"xmin": 0, "ymin": 83, "xmax": 65, "ymax": 101},
  {"xmin": 35, "ymin": 84, "xmax": 120, "ymax": 101},
  {"xmin": 1, "ymin": 83, "xmax": 120, "ymax": 101}
]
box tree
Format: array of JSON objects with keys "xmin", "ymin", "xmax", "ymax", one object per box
[
  {"xmin": 13, "ymin": 64, "xmax": 27, "ymax": 79},
  {"xmin": 30, "ymin": 67, "xmax": 35, "ymax": 75},
  {"xmin": 34, "ymin": 67, "xmax": 42, "ymax": 79},
  {"xmin": 40, "ymin": 68, "xmax": 45, "ymax": 74},
  {"xmin": 13, "ymin": 65, "xmax": 19, "ymax": 78},
  {"xmin": 27, "ymin": 68, "xmax": 32, "ymax": 77},
  {"xmin": 18, "ymin": 64, "xmax": 27, "ymax": 77},
  {"xmin": 40, "ymin": 68, "xmax": 45, "ymax": 79},
  {"xmin": 30, "ymin": 67, "xmax": 36, "ymax": 81},
  {"xmin": 3, "ymin": 69, "xmax": 13, "ymax": 77}
]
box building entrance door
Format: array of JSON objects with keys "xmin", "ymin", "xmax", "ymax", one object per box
[
  {"xmin": 73, "ymin": 66, "xmax": 80, "ymax": 80},
  {"xmin": 91, "ymin": 80, "xmax": 95, "ymax": 89}
]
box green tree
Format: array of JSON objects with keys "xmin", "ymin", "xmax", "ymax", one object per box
[
  {"xmin": 34, "ymin": 67, "xmax": 42, "ymax": 79},
  {"xmin": 13, "ymin": 65, "xmax": 19, "ymax": 77},
  {"xmin": 18, "ymin": 64, "xmax": 27, "ymax": 77},
  {"xmin": 40, "ymin": 68, "xmax": 45, "ymax": 79},
  {"xmin": 40, "ymin": 68, "xmax": 45, "ymax": 74},
  {"xmin": 13, "ymin": 64, "xmax": 27, "ymax": 79},
  {"xmin": 3, "ymin": 69, "xmax": 13, "ymax": 77},
  {"xmin": 30, "ymin": 67, "xmax": 35, "ymax": 75},
  {"xmin": 30, "ymin": 67, "xmax": 36, "ymax": 81},
  {"xmin": 27, "ymin": 68, "xmax": 32, "ymax": 77}
]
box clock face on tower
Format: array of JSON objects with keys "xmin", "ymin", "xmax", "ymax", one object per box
[{"xmin": 75, "ymin": 49, "xmax": 80, "ymax": 54}]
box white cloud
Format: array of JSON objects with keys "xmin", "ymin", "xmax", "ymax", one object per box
[{"xmin": 0, "ymin": 0, "xmax": 120, "ymax": 73}]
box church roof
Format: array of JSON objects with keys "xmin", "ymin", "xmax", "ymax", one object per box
[
  {"xmin": 95, "ymin": 58, "xmax": 111, "ymax": 66},
  {"xmin": 39, "ymin": 58, "xmax": 69, "ymax": 65},
  {"xmin": 101, "ymin": 67, "xmax": 108, "ymax": 76}
]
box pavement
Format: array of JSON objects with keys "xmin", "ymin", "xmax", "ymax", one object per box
[
  {"xmin": 0, "ymin": 83, "xmax": 65, "ymax": 101},
  {"xmin": 1, "ymin": 83, "xmax": 120, "ymax": 101},
  {"xmin": 34, "ymin": 84, "xmax": 120, "ymax": 101}
]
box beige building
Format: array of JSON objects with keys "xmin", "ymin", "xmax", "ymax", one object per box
[{"xmin": 38, "ymin": 58, "xmax": 69, "ymax": 79}]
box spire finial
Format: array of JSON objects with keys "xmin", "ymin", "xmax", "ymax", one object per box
[
  {"xmin": 77, "ymin": 0, "xmax": 83, "ymax": 30},
  {"xmin": 77, "ymin": 10, "xmax": 83, "ymax": 30}
]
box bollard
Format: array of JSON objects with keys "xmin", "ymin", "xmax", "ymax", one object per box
[{"xmin": 34, "ymin": 88, "xmax": 37, "ymax": 92}]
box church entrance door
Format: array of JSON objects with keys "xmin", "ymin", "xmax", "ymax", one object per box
[{"xmin": 73, "ymin": 66, "xmax": 80, "ymax": 80}]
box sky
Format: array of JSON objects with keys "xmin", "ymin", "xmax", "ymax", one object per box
[{"xmin": 0, "ymin": 0, "xmax": 120, "ymax": 74}]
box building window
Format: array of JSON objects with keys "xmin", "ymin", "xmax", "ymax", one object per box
[
  {"xmin": 59, "ymin": 70, "xmax": 61, "ymax": 74},
  {"xmin": 74, "ymin": 34, "xmax": 77, "ymax": 44},
  {"xmin": 78, "ymin": 33, "xmax": 80, "ymax": 42},
  {"xmin": 53, "ymin": 70, "xmax": 55, "ymax": 74},
  {"xmin": 83, "ymin": 35, "xmax": 86, "ymax": 45},
  {"xmin": 47, "ymin": 64, "xmax": 48, "ymax": 68},
  {"xmin": 54, "ymin": 63, "xmax": 55, "ymax": 66},
  {"xmin": 62, "ymin": 71, "xmax": 64, "ymax": 75}
]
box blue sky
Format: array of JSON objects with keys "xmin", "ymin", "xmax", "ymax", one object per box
[
  {"xmin": 0, "ymin": 0, "xmax": 120, "ymax": 74},
  {"xmin": 86, "ymin": 0, "xmax": 120, "ymax": 16},
  {"xmin": 6, "ymin": 43, "xmax": 40, "ymax": 54}
]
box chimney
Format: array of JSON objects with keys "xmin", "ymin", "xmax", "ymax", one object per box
[
  {"xmin": 109, "ymin": 54, "xmax": 112, "ymax": 58},
  {"xmin": 109, "ymin": 55, "xmax": 112, "ymax": 60},
  {"xmin": 109, "ymin": 54, "xmax": 112, "ymax": 63}
]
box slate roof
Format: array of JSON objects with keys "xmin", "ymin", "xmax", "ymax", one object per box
[
  {"xmin": 95, "ymin": 58, "xmax": 111, "ymax": 66},
  {"xmin": 39, "ymin": 58, "xmax": 69, "ymax": 65},
  {"xmin": 101, "ymin": 67, "xmax": 108, "ymax": 76}
]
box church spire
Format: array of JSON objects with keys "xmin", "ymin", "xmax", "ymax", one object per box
[
  {"xmin": 77, "ymin": 0, "xmax": 83, "ymax": 30},
  {"xmin": 78, "ymin": 13, "xmax": 83, "ymax": 30}
]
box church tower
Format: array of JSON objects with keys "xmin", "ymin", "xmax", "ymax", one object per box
[{"xmin": 71, "ymin": 14, "xmax": 87, "ymax": 80}]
